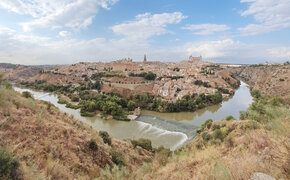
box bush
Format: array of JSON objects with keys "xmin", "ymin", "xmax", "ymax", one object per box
[
  {"xmin": 213, "ymin": 129, "xmax": 225, "ymax": 141},
  {"xmin": 201, "ymin": 132, "xmax": 211, "ymax": 142},
  {"xmin": 57, "ymin": 99, "xmax": 67, "ymax": 104},
  {"xmin": 131, "ymin": 139, "xmax": 152, "ymax": 151},
  {"xmin": 225, "ymin": 115, "xmax": 235, "ymax": 121},
  {"xmin": 144, "ymin": 72, "xmax": 156, "ymax": 80},
  {"xmin": 241, "ymin": 121, "xmax": 260, "ymax": 130},
  {"xmin": 212, "ymin": 124, "xmax": 221, "ymax": 130},
  {"xmin": 271, "ymin": 97, "xmax": 284, "ymax": 106},
  {"xmin": 199, "ymin": 119, "xmax": 213, "ymax": 133},
  {"xmin": 110, "ymin": 151, "xmax": 124, "ymax": 166},
  {"xmin": 211, "ymin": 139, "xmax": 222, "ymax": 145},
  {"xmin": 70, "ymin": 95, "xmax": 79, "ymax": 102},
  {"xmin": 99, "ymin": 131, "xmax": 112, "ymax": 145},
  {"xmin": 218, "ymin": 88, "xmax": 230, "ymax": 94},
  {"xmin": 65, "ymin": 103, "xmax": 79, "ymax": 109},
  {"xmin": 3, "ymin": 81, "xmax": 12, "ymax": 90},
  {"xmin": 251, "ymin": 90, "xmax": 261, "ymax": 99},
  {"xmin": 0, "ymin": 145, "xmax": 21, "ymax": 180},
  {"xmin": 88, "ymin": 139, "xmax": 98, "ymax": 151},
  {"xmin": 22, "ymin": 91, "xmax": 33, "ymax": 99},
  {"xmin": 127, "ymin": 100, "xmax": 136, "ymax": 111},
  {"xmin": 239, "ymin": 111, "xmax": 248, "ymax": 120}
]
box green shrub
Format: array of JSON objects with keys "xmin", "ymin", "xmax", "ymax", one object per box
[
  {"xmin": 251, "ymin": 90, "xmax": 261, "ymax": 99},
  {"xmin": 213, "ymin": 129, "xmax": 225, "ymax": 141},
  {"xmin": 201, "ymin": 132, "xmax": 211, "ymax": 142},
  {"xmin": 212, "ymin": 124, "xmax": 220, "ymax": 131},
  {"xmin": 127, "ymin": 100, "xmax": 136, "ymax": 111},
  {"xmin": 0, "ymin": 145, "xmax": 21, "ymax": 180},
  {"xmin": 271, "ymin": 97, "xmax": 284, "ymax": 106},
  {"xmin": 88, "ymin": 139, "xmax": 98, "ymax": 151},
  {"xmin": 241, "ymin": 121, "xmax": 260, "ymax": 130},
  {"xmin": 99, "ymin": 131, "xmax": 112, "ymax": 145},
  {"xmin": 131, "ymin": 138, "xmax": 152, "ymax": 151},
  {"xmin": 218, "ymin": 88, "xmax": 230, "ymax": 94},
  {"xmin": 239, "ymin": 111, "xmax": 248, "ymax": 120},
  {"xmin": 110, "ymin": 151, "xmax": 124, "ymax": 166},
  {"xmin": 80, "ymin": 111, "xmax": 95, "ymax": 117},
  {"xmin": 70, "ymin": 95, "xmax": 79, "ymax": 102},
  {"xmin": 211, "ymin": 139, "xmax": 222, "ymax": 145},
  {"xmin": 3, "ymin": 81, "xmax": 12, "ymax": 90},
  {"xmin": 57, "ymin": 99, "xmax": 67, "ymax": 104},
  {"xmin": 198, "ymin": 119, "xmax": 213, "ymax": 133},
  {"xmin": 65, "ymin": 103, "xmax": 79, "ymax": 109},
  {"xmin": 225, "ymin": 115, "xmax": 235, "ymax": 121},
  {"xmin": 22, "ymin": 91, "xmax": 33, "ymax": 99}
]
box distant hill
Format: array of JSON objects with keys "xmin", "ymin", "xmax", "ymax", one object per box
[{"xmin": 0, "ymin": 63, "xmax": 21, "ymax": 69}]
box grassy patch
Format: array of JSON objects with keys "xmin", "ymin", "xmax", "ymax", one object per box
[{"xmin": 0, "ymin": 145, "xmax": 21, "ymax": 180}]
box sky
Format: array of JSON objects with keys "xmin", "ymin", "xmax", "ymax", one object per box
[{"xmin": 0, "ymin": 0, "xmax": 290, "ymax": 65}]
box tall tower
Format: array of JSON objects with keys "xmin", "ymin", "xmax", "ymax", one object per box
[{"xmin": 144, "ymin": 54, "xmax": 147, "ymax": 63}]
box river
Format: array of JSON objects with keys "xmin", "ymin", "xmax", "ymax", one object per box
[{"xmin": 14, "ymin": 81, "xmax": 253, "ymax": 151}]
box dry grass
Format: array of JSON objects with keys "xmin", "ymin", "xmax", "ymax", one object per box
[
  {"xmin": 131, "ymin": 100, "xmax": 290, "ymax": 180},
  {"xmin": 0, "ymin": 87, "xmax": 153, "ymax": 179}
]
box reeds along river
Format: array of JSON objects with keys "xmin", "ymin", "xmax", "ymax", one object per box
[{"xmin": 14, "ymin": 81, "xmax": 253, "ymax": 151}]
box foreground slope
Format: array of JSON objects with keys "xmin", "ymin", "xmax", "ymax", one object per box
[{"xmin": 0, "ymin": 85, "xmax": 152, "ymax": 179}]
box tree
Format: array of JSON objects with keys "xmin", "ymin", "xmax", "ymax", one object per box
[
  {"xmin": 144, "ymin": 72, "xmax": 156, "ymax": 80},
  {"xmin": 127, "ymin": 100, "xmax": 136, "ymax": 111}
]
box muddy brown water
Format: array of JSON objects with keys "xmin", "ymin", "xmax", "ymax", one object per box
[{"xmin": 14, "ymin": 81, "xmax": 253, "ymax": 150}]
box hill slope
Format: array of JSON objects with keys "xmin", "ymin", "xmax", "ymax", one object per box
[{"xmin": 0, "ymin": 85, "xmax": 152, "ymax": 179}]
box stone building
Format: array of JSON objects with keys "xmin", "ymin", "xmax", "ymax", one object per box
[{"xmin": 189, "ymin": 56, "xmax": 202, "ymax": 62}]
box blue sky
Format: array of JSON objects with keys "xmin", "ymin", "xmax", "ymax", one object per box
[{"xmin": 0, "ymin": 0, "xmax": 290, "ymax": 65}]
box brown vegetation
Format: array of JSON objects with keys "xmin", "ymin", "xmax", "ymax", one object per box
[{"xmin": 0, "ymin": 87, "xmax": 152, "ymax": 179}]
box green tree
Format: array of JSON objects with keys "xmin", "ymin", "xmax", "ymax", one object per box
[
  {"xmin": 144, "ymin": 71, "xmax": 156, "ymax": 80},
  {"xmin": 127, "ymin": 100, "xmax": 136, "ymax": 111}
]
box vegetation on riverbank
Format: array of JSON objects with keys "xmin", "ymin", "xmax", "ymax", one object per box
[{"xmin": 18, "ymin": 78, "xmax": 225, "ymax": 120}]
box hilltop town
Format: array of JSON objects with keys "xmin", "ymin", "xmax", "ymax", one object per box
[{"xmin": 2, "ymin": 56, "xmax": 238, "ymax": 101}]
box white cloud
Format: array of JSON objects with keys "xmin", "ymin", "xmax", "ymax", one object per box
[
  {"xmin": 111, "ymin": 12, "xmax": 187, "ymax": 39},
  {"xmin": 238, "ymin": 0, "xmax": 290, "ymax": 35},
  {"xmin": 182, "ymin": 24, "xmax": 230, "ymax": 35},
  {"xmin": 58, "ymin": 31, "xmax": 71, "ymax": 37},
  {"xmin": 0, "ymin": 26, "xmax": 288, "ymax": 65},
  {"xmin": 185, "ymin": 39, "xmax": 243, "ymax": 58},
  {"xmin": 0, "ymin": 0, "xmax": 119, "ymax": 31},
  {"xmin": 268, "ymin": 47, "xmax": 290, "ymax": 59}
]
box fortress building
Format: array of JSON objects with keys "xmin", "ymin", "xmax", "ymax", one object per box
[{"xmin": 189, "ymin": 55, "xmax": 202, "ymax": 62}]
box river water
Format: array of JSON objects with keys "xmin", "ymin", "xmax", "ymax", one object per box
[{"xmin": 14, "ymin": 81, "xmax": 253, "ymax": 150}]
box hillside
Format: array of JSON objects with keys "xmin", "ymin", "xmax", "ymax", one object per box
[
  {"xmin": 233, "ymin": 63, "xmax": 290, "ymax": 104},
  {"xmin": 0, "ymin": 83, "xmax": 152, "ymax": 179}
]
